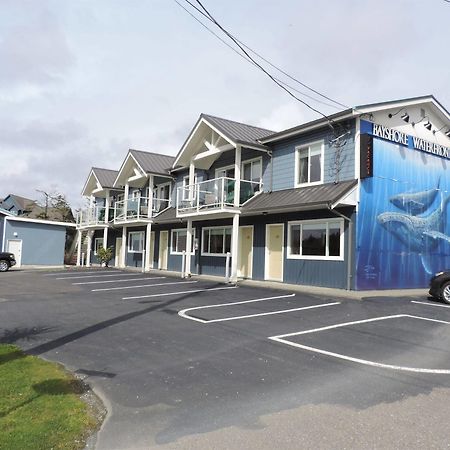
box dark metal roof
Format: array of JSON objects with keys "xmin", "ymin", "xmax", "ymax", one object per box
[
  {"xmin": 201, "ymin": 114, "xmax": 274, "ymax": 148},
  {"xmin": 92, "ymin": 168, "xmax": 119, "ymax": 189},
  {"xmin": 153, "ymin": 207, "xmax": 178, "ymax": 223},
  {"xmin": 130, "ymin": 149, "xmax": 175, "ymax": 176},
  {"xmin": 242, "ymin": 180, "xmax": 358, "ymax": 213}
]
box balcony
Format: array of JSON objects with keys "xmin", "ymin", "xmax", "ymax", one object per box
[
  {"xmin": 176, "ymin": 177, "xmax": 261, "ymax": 217},
  {"xmin": 77, "ymin": 206, "xmax": 113, "ymax": 229},
  {"xmin": 114, "ymin": 196, "xmax": 170, "ymax": 224}
]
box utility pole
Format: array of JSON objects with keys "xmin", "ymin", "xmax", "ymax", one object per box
[{"xmin": 36, "ymin": 189, "xmax": 50, "ymax": 220}]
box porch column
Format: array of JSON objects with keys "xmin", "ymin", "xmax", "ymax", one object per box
[
  {"xmin": 103, "ymin": 226, "xmax": 108, "ymax": 250},
  {"xmin": 145, "ymin": 223, "xmax": 152, "ymax": 271},
  {"xmin": 104, "ymin": 189, "xmax": 110, "ymax": 224},
  {"xmin": 121, "ymin": 226, "xmax": 127, "ymax": 268},
  {"xmin": 148, "ymin": 175, "xmax": 154, "ymax": 218},
  {"xmin": 76, "ymin": 230, "xmax": 82, "ymax": 266},
  {"xmin": 86, "ymin": 230, "xmax": 93, "ymax": 267},
  {"xmin": 189, "ymin": 161, "xmax": 195, "ymax": 200},
  {"xmin": 185, "ymin": 218, "xmax": 193, "ymax": 276},
  {"xmin": 124, "ymin": 183, "xmax": 129, "ymax": 219},
  {"xmin": 230, "ymin": 213, "xmax": 240, "ymax": 282},
  {"xmin": 234, "ymin": 145, "xmax": 241, "ymax": 207}
]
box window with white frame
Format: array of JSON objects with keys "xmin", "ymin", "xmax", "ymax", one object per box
[
  {"xmin": 94, "ymin": 238, "xmax": 103, "ymax": 255},
  {"xmin": 288, "ymin": 219, "xmax": 343, "ymax": 260},
  {"xmin": 128, "ymin": 231, "xmax": 144, "ymax": 253},
  {"xmin": 171, "ymin": 228, "xmax": 195, "ymax": 254},
  {"xmin": 182, "ymin": 175, "xmax": 198, "ymax": 201},
  {"xmin": 202, "ymin": 226, "xmax": 232, "ymax": 256},
  {"xmin": 242, "ymin": 158, "xmax": 262, "ymax": 183},
  {"xmin": 295, "ymin": 141, "xmax": 323, "ymax": 186}
]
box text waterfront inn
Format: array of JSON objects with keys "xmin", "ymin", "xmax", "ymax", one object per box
[{"xmin": 75, "ymin": 95, "xmax": 450, "ymax": 290}]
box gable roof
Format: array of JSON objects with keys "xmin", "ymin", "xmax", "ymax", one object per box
[
  {"xmin": 91, "ymin": 168, "xmax": 119, "ymax": 189},
  {"xmin": 129, "ymin": 149, "xmax": 175, "ymax": 176},
  {"xmin": 2, "ymin": 194, "xmax": 37, "ymax": 212}
]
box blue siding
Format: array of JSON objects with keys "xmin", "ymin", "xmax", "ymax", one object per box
[
  {"xmin": 4, "ymin": 220, "xmax": 66, "ymax": 265},
  {"xmin": 270, "ymin": 120, "xmax": 356, "ymax": 191}
]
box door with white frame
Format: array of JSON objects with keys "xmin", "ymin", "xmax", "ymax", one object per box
[
  {"xmin": 159, "ymin": 230, "xmax": 168, "ymax": 270},
  {"xmin": 265, "ymin": 224, "xmax": 284, "ymax": 281},
  {"xmin": 238, "ymin": 226, "xmax": 253, "ymax": 279},
  {"xmin": 7, "ymin": 239, "xmax": 22, "ymax": 267},
  {"xmin": 115, "ymin": 237, "xmax": 122, "ymax": 267}
]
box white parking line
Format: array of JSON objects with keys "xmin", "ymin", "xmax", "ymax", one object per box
[
  {"xmin": 412, "ymin": 300, "xmax": 450, "ymax": 309},
  {"xmin": 122, "ymin": 285, "xmax": 237, "ymax": 300},
  {"xmin": 44, "ymin": 271, "xmax": 118, "ymax": 276},
  {"xmin": 56, "ymin": 273, "xmax": 140, "ymax": 280},
  {"xmin": 269, "ymin": 314, "xmax": 450, "ymax": 374},
  {"xmin": 73, "ymin": 276, "xmax": 166, "ymax": 285},
  {"xmin": 93, "ymin": 280, "xmax": 197, "ymax": 292}
]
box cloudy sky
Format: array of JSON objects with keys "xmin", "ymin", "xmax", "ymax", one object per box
[{"xmin": 1, "ymin": 0, "xmax": 449, "ymax": 209}]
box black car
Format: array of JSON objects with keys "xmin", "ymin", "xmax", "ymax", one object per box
[
  {"xmin": 0, "ymin": 252, "xmax": 16, "ymax": 272},
  {"xmin": 429, "ymin": 270, "xmax": 450, "ymax": 304}
]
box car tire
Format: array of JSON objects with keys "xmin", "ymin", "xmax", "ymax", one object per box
[
  {"xmin": 0, "ymin": 260, "xmax": 10, "ymax": 272},
  {"xmin": 440, "ymin": 281, "xmax": 450, "ymax": 305}
]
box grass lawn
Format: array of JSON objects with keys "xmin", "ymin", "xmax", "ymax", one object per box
[{"xmin": 0, "ymin": 344, "xmax": 103, "ymax": 450}]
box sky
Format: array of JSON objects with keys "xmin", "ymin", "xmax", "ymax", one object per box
[{"xmin": 1, "ymin": 0, "xmax": 449, "ymax": 209}]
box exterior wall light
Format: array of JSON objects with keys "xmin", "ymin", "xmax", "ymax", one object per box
[
  {"xmin": 423, "ymin": 120, "xmax": 432, "ymax": 131},
  {"xmin": 388, "ymin": 108, "xmax": 409, "ymax": 123}
]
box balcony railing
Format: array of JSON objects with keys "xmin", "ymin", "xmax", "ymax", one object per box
[
  {"xmin": 114, "ymin": 196, "xmax": 170, "ymax": 223},
  {"xmin": 77, "ymin": 206, "xmax": 113, "ymax": 228},
  {"xmin": 177, "ymin": 177, "xmax": 261, "ymax": 216}
]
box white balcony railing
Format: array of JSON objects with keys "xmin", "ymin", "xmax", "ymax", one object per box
[
  {"xmin": 176, "ymin": 177, "xmax": 261, "ymax": 216},
  {"xmin": 113, "ymin": 196, "xmax": 170, "ymax": 223},
  {"xmin": 77, "ymin": 206, "xmax": 111, "ymax": 228}
]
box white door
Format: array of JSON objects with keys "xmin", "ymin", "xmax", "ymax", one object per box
[
  {"xmin": 238, "ymin": 226, "xmax": 253, "ymax": 279},
  {"xmin": 159, "ymin": 231, "xmax": 168, "ymax": 270},
  {"xmin": 7, "ymin": 239, "xmax": 22, "ymax": 267},
  {"xmin": 265, "ymin": 224, "xmax": 284, "ymax": 281},
  {"xmin": 115, "ymin": 237, "xmax": 122, "ymax": 267}
]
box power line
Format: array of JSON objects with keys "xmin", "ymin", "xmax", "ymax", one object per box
[
  {"xmin": 180, "ymin": 0, "xmax": 339, "ymax": 127},
  {"xmin": 173, "ymin": 0, "xmax": 341, "ymax": 110},
  {"xmin": 181, "ymin": 0, "xmax": 348, "ymax": 110}
]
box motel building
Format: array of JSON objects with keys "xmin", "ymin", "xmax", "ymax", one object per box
[{"xmin": 76, "ymin": 95, "xmax": 450, "ymax": 290}]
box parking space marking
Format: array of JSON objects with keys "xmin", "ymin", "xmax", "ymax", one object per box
[
  {"xmin": 73, "ymin": 276, "xmax": 166, "ymax": 285},
  {"xmin": 92, "ymin": 280, "xmax": 197, "ymax": 292},
  {"xmin": 269, "ymin": 314, "xmax": 450, "ymax": 374},
  {"xmin": 122, "ymin": 285, "xmax": 237, "ymax": 300},
  {"xmin": 44, "ymin": 271, "xmax": 118, "ymax": 276},
  {"xmin": 411, "ymin": 301, "xmax": 450, "ymax": 309},
  {"xmin": 55, "ymin": 273, "xmax": 139, "ymax": 280}
]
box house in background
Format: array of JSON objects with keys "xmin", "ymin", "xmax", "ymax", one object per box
[
  {"xmin": 76, "ymin": 95, "xmax": 450, "ymax": 290},
  {"xmin": 0, "ymin": 208, "xmax": 76, "ymax": 268},
  {"xmin": 1, "ymin": 194, "xmax": 37, "ymax": 216}
]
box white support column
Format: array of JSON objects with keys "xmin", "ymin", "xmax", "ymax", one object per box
[
  {"xmin": 104, "ymin": 190, "xmax": 110, "ymax": 224},
  {"xmin": 234, "ymin": 145, "xmax": 241, "ymax": 207},
  {"xmin": 145, "ymin": 223, "xmax": 152, "ymax": 271},
  {"xmin": 230, "ymin": 213, "xmax": 240, "ymax": 282},
  {"xmin": 189, "ymin": 161, "xmax": 195, "ymax": 200},
  {"xmin": 103, "ymin": 226, "xmax": 108, "ymax": 250},
  {"xmin": 124, "ymin": 183, "xmax": 129, "ymax": 219},
  {"xmin": 121, "ymin": 226, "xmax": 127, "ymax": 268},
  {"xmin": 185, "ymin": 218, "xmax": 193, "ymax": 276},
  {"xmin": 148, "ymin": 175, "xmax": 154, "ymax": 218},
  {"xmin": 86, "ymin": 230, "xmax": 93, "ymax": 267},
  {"xmin": 89, "ymin": 195, "xmax": 95, "ymax": 207},
  {"xmin": 76, "ymin": 230, "xmax": 82, "ymax": 266}
]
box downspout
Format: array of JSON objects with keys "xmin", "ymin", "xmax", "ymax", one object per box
[
  {"xmin": 327, "ymin": 204, "xmax": 353, "ymax": 291},
  {"xmin": 268, "ymin": 150, "xmax": 273, "ymax": 192}
]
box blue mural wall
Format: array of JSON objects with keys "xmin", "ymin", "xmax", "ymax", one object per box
[{"xmin": 356, "ymin": 127, "xmax": 450, "ymax": 289}]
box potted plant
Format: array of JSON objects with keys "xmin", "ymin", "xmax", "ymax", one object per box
[{"xmin": 97, "ymin": 246, "xmax": 113, "ymax": 268}]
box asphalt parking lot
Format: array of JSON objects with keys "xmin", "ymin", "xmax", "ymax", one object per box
[{"xmin": 1, "ymin": 268, "xmax": 450, "ymax": 449}]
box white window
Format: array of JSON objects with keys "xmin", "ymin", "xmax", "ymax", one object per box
[
  {"xmin": 242, "ymin": 158, "xmax": 262, "ymax": 183},
  {"xmin": 287, "ymin": 219, "xmax": 344, "ymax": 260},
  {"xmin": 182, "ymin": 175, "xmax": 198, "ymax": 201},
  {"xmin": 295, "ymin": 141, "xmax": 324, "ymax": 186},
  {"xmin": 171, "ymin": 228, "xmax": 196, "ymax": 255},
  {"xmin": 131, "ymin": 189, "xmax": 141, "ymax": 199},
  {"xmin": 128, "ymin": 231, "xmax": 144, "ymax": 253},
  {"xmin": 94, "ymin": 238, "xmax": 103, "ymax": 255},
  {"xmin": 202, "ymin": 226, "xmax": 232, "ymax": 256},
  {"xmin": 215, "ymin": 165, "xmax": 235, "ymax": 179}
]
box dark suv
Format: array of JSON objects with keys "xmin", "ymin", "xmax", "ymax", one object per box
[
  {"xmin": 429, "ymin": 271, "xmax": 450, "ymax": 304},
  {"xmin": 0, "ymin": 252, "xmax": 16, "ymax": 272}
]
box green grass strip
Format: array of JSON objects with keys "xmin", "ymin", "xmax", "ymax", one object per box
[{"xmin": 0, "ymin": 344, "xmax": 102, "ymax": 450}]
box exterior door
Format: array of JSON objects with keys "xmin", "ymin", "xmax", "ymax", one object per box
[
  {"xmin": 7, "ymin": 239, "xmax": 22, "ymax": 267},
  {"xmin": 265, "ymin": 224, "xmax": 284, "ymax": 281},
  {"xmin": 149, "ymin": 231, "xmax": 155, "ymax": 268},
  {"xmin": 238, "ymin": 226, "xmax": 253, "ymax": 279},
  {"xmin": 115, "ymin": 237, "xmax": 122, "ymax": 267},
  {"xmin": 159, "ymin": 231, "xmax": 168, "ymax": 270}
]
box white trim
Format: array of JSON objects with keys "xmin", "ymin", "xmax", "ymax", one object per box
[
  {"xmin": 294, "ymin": 140, "xmax": 325, "ymax": 187},
  {"xmin": 127, "ymin": 231, "xmax": 144, "ymax": 253},
  {"xmin": 4, "ymin": 216, "xmax": 76, "ymax": 227},
  {"xmin": 6, "ymin": 239, "xmax": 22, "ymax": 267},
  {"xmin": 170, "ymin": 228, "xmax": 195, "ymax": 255},
  {"xmin": 264, "ymin": 223, "xmax": 284, "ymax": 281},
  {"xmin": 201, "ymin": 225, "xmax": 232, "ymax": 257},
  {"xmin": 113, "ymin": 151, "xmax": 147, "ymax": 188},
  {"xmin": 241, "ymin": 156, "xmax": 263, "ymax": 182},
  {"xmin": 214, "ymin": 164, "xmax": 235, "ymax": 179},
  {"xmin": 286, "ymin": 218, "xmax": 344, "ymax": 261}
]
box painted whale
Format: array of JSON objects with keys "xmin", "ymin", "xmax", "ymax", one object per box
[
  {"xmin": 377, "ymin": 195, "xmax": 450, "ymax": 273},
  {"xmin": 389, "ymin": 178, "xmax": 440, "ymax": 215}
]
